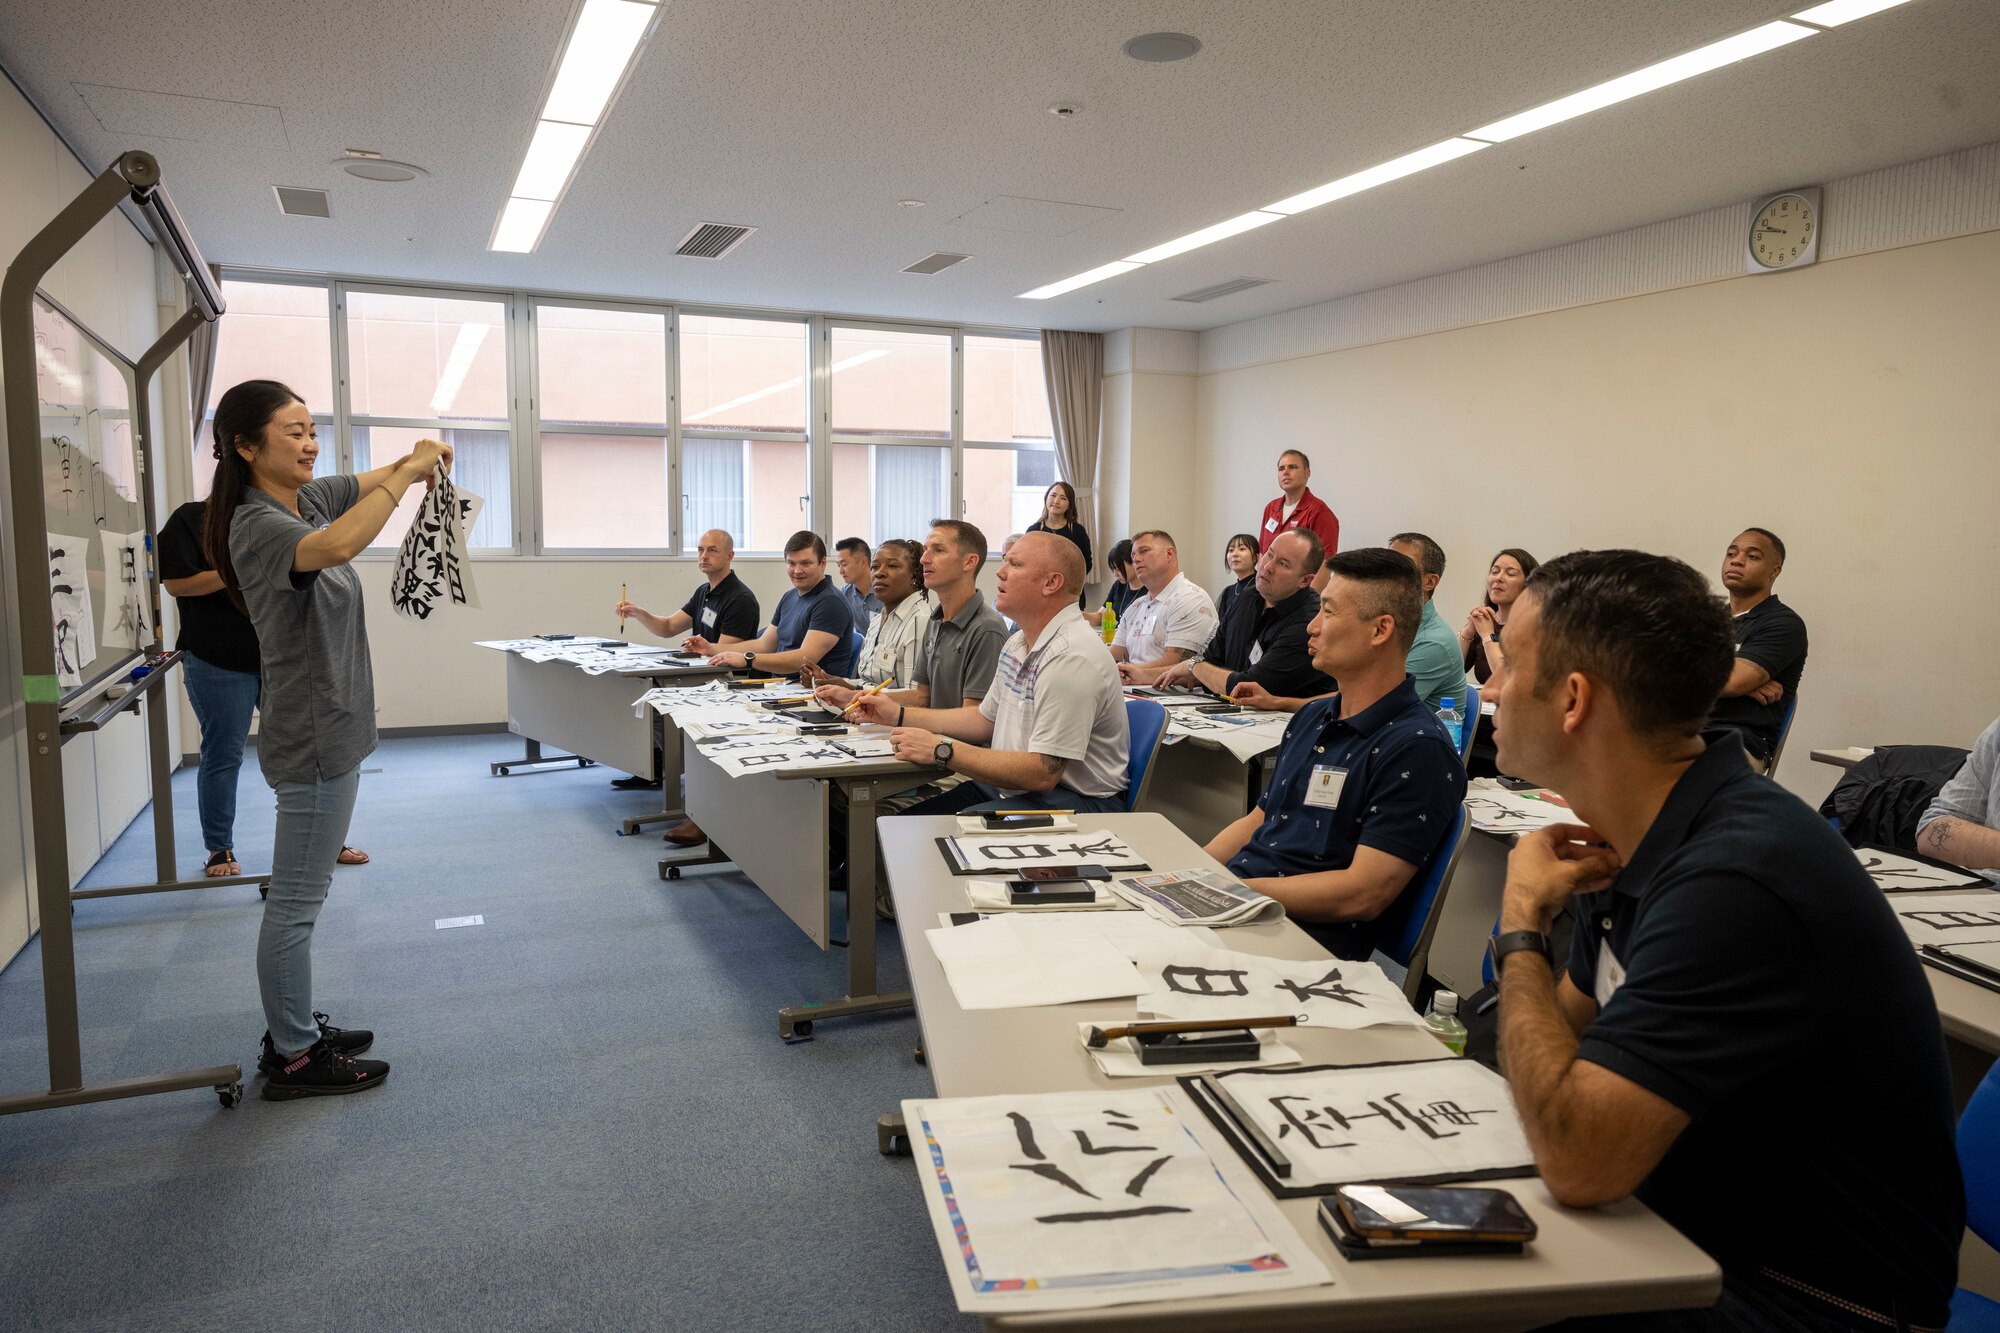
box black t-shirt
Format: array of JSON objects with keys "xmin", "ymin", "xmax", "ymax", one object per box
[
  {"xmin": 1566, "ymin": 735, "xmax": 1961, "ymax": 1325},
  {"xmin": 1202, "ymin": 585, "xmax": 1331, "ymax": 700},
  {"xmin": 1706, "ymin": 594, "xmax": 1807, "ymax": 761},
  {"xmin": 1105, "ymin": 581, "xmax": 1141, "ymax": 619},
  {"xmin": 158, "ymin": 500, "xmax": 261, "ymax": 674},
  {"xmin": 680, "ymin": 571, "xmax": 760, "ymax": 641}
]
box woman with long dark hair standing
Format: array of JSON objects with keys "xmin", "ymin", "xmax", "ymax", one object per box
[
  {"xmin": 1026, "ymin": 479, "xmax": 1092, "ymax": 605},
  {"xmin": 203, "ymin": 378, "xmax": 450, "ymax": 1100}
]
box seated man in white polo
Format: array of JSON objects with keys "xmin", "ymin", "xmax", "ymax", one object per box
[
  {"xmin": 850, "ymin": 532, "xmax": 1130, "ymax": 814},
  {"xmin": 1111, "ymin": 528, "xmax": 1217, "ymax": 685}
]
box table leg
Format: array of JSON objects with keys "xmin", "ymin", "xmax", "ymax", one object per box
[
  {"xmin": 622, "ymin": 714, "xmax": 685, "ymax": 834},
  {"xmin": 490, "ymin": 737, "xmax": 593, "ymax": 777},
  {"xmin": 777, "ymin": 774, "xmax": 914, "ymax": 1040}
]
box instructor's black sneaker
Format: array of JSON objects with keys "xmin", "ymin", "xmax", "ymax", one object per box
[
  {"xmin": 258, "ymin": 1012, "xmax": 374, "ymax": 1075},
  {"xmin": 260, "ymin": 1039, "xmax": 389, "ymax": 1101}
]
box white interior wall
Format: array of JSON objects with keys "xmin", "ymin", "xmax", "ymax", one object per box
[
  {"xmin": 1193, "ymin": 224, "xmax": 2000, "ymax": 810},
  {"xmin": 1099, "ymin": 328, "xmax": 1205, "ymax": 587},
  {"xmin": 0, "ymin": 72, "xmax": 166, "ymax": 969}
]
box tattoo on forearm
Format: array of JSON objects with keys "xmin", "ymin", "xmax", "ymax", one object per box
[{"xmin": 1931, "ymin": 819, "xmax": 1955, "ymax": 854}]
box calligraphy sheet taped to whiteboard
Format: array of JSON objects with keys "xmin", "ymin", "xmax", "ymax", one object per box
[
  {"xmin": 905, "ymin": 1085, "xmax": 1328, "ymax": 1313},
  {"xmin": 1184, "ymin": 1059, "xmax": 1536, "ymax": 1196},
  {"xmin": 1134, "ymin": 944, "xmax": 1426, "ymax": 1031}
]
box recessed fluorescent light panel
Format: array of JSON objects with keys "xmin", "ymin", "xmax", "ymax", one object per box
[
  {"xmin": 1264, "ymin": 139, "xmax": 1490, "ymax": 216},
  {"xmin": 1792, "ymin": 0, "xmax": 1916, "ymax": 26},
  {"xmin": 1463, "ymin": 21, "xmax": 1815, "ymax": 143},
  {"xmin": 489, "ymin": 0, "xmax": 663, "ymax": 253},
  {"xmin": 1020, "ymin": 260, "xmax": 1144, "ymax": 300},
  {"xmin": 1124, "ymin": 210, "xmax": 1284, "ymax": 264}
]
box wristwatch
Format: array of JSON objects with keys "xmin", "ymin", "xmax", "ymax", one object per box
[
  {"xmin": 933, "ymin": 740, "xmax": 955, "ymax": 768},
  {"xmin": 1489, "ymin": 929, "xmax": 1554, "ymax": 972},
  {"xmin": 743, "ymin": 651, "xmax": 756, "ymax": 671}
]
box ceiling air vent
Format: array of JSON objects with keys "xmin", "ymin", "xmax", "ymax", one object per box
[
  {"xmin": 273, "ymin": 186, "xmax": 331, "ymax": 218},
  {"xmin": 902, "ymin": 252, "xmax": 971, "ymax": 275},
  {"xmin": 675, "ymin": 222, "xmax": 756, "ymax": 259},
  {"xmin": 1170, "ymin": 276, "xmax": 1271, "ymax": 303}
]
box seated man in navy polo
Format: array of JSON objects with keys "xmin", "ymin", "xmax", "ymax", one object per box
[
  {"xmin": 1203, "ymin": 548, "xmax": 1464, "ymax": 959},
  {"xmin": 1491, "ymin": 550, "xmax": 1960, "ymax": 1331},
  {"xmin": 1705, "ymin": 526, "xmax": 1807, "ymax": 772}
]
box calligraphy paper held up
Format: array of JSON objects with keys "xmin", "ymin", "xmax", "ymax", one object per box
[
  {"xmin": 1133, "ymin": 943, "xmax": 1426, "ymax": 1032},
  {"xmin": 391, "ymin": 465, "xmax": 483, "ymax": 620},
  {"xmin": 1183, "ymin": 1059, "xmax": 1537, "ymax": 1197},
  {"xmin": 904, "ymin": 1086, "xmax": 1328, "ymax": 1313}
]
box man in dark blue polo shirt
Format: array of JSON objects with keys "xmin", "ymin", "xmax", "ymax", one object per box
[
  {"xmin": 1203, "ymin": 548, "xmax": 1464, "ymax": 959},
  {"xmin": 1705, "ymin": 526, "xmax": 1807, "ymax": 772},
  {"xmin": 1491, "ymin": 550, "xmax": 1959, "ymax": 1331},
  {"xmin": 705, "ymin": 530, "xmax": 856, "ymax": 679}
]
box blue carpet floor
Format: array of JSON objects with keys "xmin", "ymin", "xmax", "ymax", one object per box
[{"xmin": 0, "ymin": 735, "xmax": 972, "ymax": 1333}]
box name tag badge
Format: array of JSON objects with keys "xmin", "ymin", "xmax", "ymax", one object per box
[
  {"xmin": 1304, "ymin": 765, "xmax": 1347, "ymax": 810},
  {"xmin": 700, "ymin": 606, "xmax": 717, "ymax": 630},
  {"xmin": 1263, "ymin": 516, "xmax": 1278, "ymax": 533},
  {"xmin": 1594, "ymin": 938, "xmax": 1627, "ymax": 1009},
  {"xmin": 1247, "ymin": 640, "xmax": 1265, "ymax": 666}
]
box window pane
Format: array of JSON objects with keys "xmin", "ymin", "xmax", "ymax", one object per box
[
  {"xmin": 964, "ymin": 335, "xmax": 1053, "ymax": 444},
  {"xmin": 199, "ymin": 280, "xmax": 334, "ymax": 490},
  {"xmin": 536, "ymin": 306, "xmax": 667, "ymax": 426},
  {"xmin": 352, "ymin": 425, "xmax": 512, "ymax": 549},
  {"xmin": 346, "ymin": 292, "xmax": 508, "ymax": 422},
  {"xmin": 542, "ymin": 434, "xmax": 668, "ymax": 549},
  {"xmin": 962, "ymin": 448, "xmax": 1060, "ymax": 557},
  {"xmin": 830, "ymin": 326, "xmax": 948, "ymax": 439},
  {"xmin": 684, "ymin": 436, "xmax": 808, "ymax": 554},
  {"xmin": 680, "ymin": 315, "xmax": 807, "ymax": 434},
  {"xmin": 832, "ymin": 443, "xmax": 948, "ymax": 549}
]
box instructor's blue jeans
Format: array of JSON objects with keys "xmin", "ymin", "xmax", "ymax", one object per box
[
  {"xmin": 258, "ymin": 765, "xmax": 360, "ymax": 1056},
  {"xmin": 182, "ymin": 655, "xmax": 260, "ymax": 854}
]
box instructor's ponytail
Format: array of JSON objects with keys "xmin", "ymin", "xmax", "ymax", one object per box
[{"xmin": 203, "ymin": 379, "xmax": 303, "ymax": 614}]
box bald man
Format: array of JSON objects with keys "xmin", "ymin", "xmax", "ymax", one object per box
[
  {"xmin": 616, "ymin": 529, "xmax": 761, "ymax": 651},
  {"xmin": 611, "ymin": 528, "xmax": 761, "ymax": 791},
  {"xmin": 848, "ymin": 531, "xmax": 1131, "ymax": 813}
]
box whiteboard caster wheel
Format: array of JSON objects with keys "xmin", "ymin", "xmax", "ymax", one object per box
[{"xmin": 217, "ymin": 1082, "xmax": 243, "ymax": 1109}]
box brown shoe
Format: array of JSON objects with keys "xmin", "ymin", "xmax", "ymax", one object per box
[{"xmin": 661, "ymin": 819, "xmax": 706, "ymax": 848}]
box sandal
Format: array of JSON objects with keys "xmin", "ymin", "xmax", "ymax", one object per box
[
  {"xmin": 337, "ymin": 845, "xmax": 370, "ymax": 866},
  {"xmin": 205, "ymin": 849, "xmax": 239, "ymax": 877}
]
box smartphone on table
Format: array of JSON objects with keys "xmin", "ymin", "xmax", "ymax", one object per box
[{"xmin": 1335, "ymin": 1185, "xmax": 1537, "ymax": 1245}]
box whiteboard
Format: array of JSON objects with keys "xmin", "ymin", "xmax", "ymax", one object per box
[{"xmin": 34, "ymin": 295, "xmax": 150, "ymax": 700}]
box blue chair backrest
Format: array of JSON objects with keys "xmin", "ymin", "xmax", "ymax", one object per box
[
  {"xmin": 851, "ymin": 628, "xmax": 866, "ymax": 665},
  {"xmin": 1375, "ymin": 805, "xmax": 1470, "ymax": 1002},
  {"xmin": 1767, "ymin": 694, "xmax": 1800, "ymax": 775},
  {"xmin": 1459, "ymin": 684, "xmax": 1480, "ymax": 764},
  {"xmin": 1962, "ymin": 1061, "xmax": 2000, "ymax": 1248},
  {"xmin": 1123, "ymin": 698, "xmax": 1169, "ymax": 812}
]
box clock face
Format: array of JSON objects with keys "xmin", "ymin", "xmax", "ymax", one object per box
[{"xmin": 1750, "ymin": 194, "xmax": 1817, "ymax": 269}]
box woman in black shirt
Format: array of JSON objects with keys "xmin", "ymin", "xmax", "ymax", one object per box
[
  {"xmin": 1026, "ymin": 480, "xmax": 1092, "ymax": 606},
  {"xmin": 1216, "ymin": 532, "xmax": 1259, "ymax": 620}
]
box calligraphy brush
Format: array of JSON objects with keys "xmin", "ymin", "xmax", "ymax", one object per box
[
  {"xmin": 838, "ymin": 677, "xmax": 893, "ymax": 721},
  {"xmin": 1085, "ymin": 1015, "xmax": 1298, "ymax": 1049},
  {"xmin": 619, "ymin": 582, "xmax": 627, "ymax": 636}
]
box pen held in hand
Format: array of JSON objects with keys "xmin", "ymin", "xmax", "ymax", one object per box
[{"xmin": 839, "ymin": 678, "xmax": 892, "ymax": 720}]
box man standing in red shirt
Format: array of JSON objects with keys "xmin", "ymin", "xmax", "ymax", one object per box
[{"xmin": 1258, "ymin": 450, "xmax": 1340, "ymax": 567}]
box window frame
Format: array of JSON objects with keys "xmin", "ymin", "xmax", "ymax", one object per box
[{"xmin": 213, "ymin": 267, "xmax": 1053, "ymax": 562}]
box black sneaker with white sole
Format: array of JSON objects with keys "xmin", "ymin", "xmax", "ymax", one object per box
[
  {"xmin": 261, "ymin": 1039, "xmax": 390, "ymax": 1100},
  {"xmin": 259, "ymin": 1012, "xmax": 375, "ymax": 1076}
]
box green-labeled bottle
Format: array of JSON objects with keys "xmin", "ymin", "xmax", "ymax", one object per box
[{"xmin": 1425, "ymin": 990, "xmax": 1468, "ymax": 1056}]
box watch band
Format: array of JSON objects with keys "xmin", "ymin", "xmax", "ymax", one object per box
[{"xmin": 1490, "ymin": 929, "xmax": 1554, "ymax": 969}]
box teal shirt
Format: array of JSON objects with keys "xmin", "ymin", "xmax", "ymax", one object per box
[{"xmin": 1406, "ymin": 600, "xmax": 1466, "ymax": 712}]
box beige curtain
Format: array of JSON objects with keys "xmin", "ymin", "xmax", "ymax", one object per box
[{"xmin": 1039, "ymin": 329, "xmax": 1104, "ymax": 583}]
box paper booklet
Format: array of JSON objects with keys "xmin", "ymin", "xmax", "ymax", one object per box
[{"xmin": 1112, "ymin": 869, "xmax": 1285, "ymax": 927}]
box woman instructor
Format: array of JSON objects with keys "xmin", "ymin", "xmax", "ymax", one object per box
[{"xmin": 204, "ymin": 379, "xmax": 449, "ymax": 1100}]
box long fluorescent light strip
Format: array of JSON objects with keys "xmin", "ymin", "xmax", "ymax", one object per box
[
  {"xmin": 489, "ymin": 0, "xmax": 660, "ymax": 253},
  {"xmin": 1463, "ymin": 21, "xmax": 1814, "ymax": 143},
  {"xmin": 1018, "ymin": 2, "xmax": 1922, "ymax": 299}
]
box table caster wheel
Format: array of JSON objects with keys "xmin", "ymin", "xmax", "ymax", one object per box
[
  {"xmin": 498, "ymin": 766, "xmax": 511, "ymax": 776},
  {"xmin": 877, "ymin": 1114, "xmax": 910, "ymax": 1156},
  {"xmin": 217, "ymin": 1082, "xmax": 243, "ymax": 1109},
  {"xmin": 258, "ymin": 884, "xmax": 268, "ymax": 899},
  {"xmin": 666, "ymin": 865, "xmax": 681, "ymax": 880},
  {"xmin": 783, "ymin": 1019, "xmax": 813, "ymax": 1041}
]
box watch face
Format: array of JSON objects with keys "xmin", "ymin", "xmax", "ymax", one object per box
[{"xmin": 1749, "ymin": 194, "xmax": 1816, "ymax": 269}]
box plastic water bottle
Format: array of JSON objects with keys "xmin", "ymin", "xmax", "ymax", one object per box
[
  {"xmin": 1425, "ymin": 991, "xmax": 1468, "ymax": 1056},
  {"xmin": 1436, "ymin": 696, "xmax": 1463, "ymax": 750},
  {"xmin": 1100, "ymin": 600, "xmax": 1118, "ymax": 645}
]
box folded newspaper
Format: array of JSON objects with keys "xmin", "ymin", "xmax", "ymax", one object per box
[{"xmin": 1110, "ymin": 869, "xmax": 1285, "ymax": 927}]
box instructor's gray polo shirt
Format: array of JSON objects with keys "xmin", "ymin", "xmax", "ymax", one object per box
[
  {"xmin": 229, "ymin": 476, "xmax": 377, "ymax": 786},
  {"xmin": 913, "ymin": 588, "xmax": 1008, "ymax": 708}
]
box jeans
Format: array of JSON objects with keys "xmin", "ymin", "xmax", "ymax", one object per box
[
  {"xmin": 182, "ymin": 655, "xmax": 260, "ymax": 854},
  {"xmin": 258, "ymin": 765, "xmax": 360, "ymax": 1056}
]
